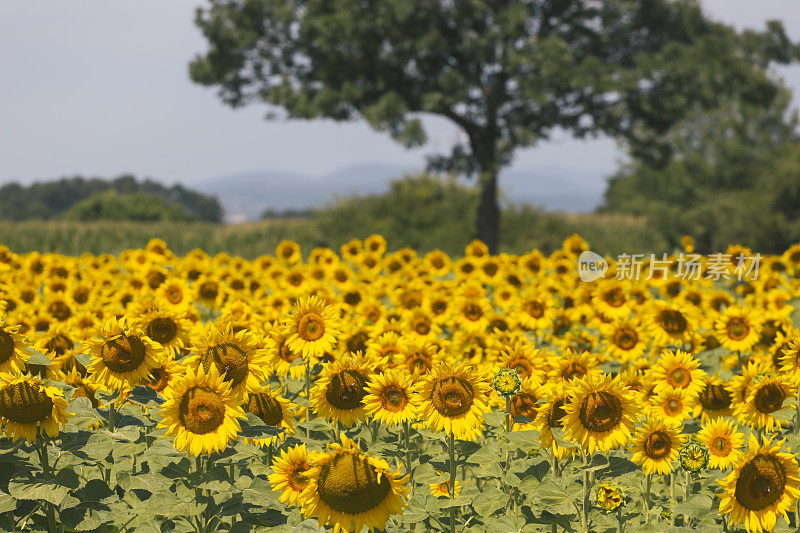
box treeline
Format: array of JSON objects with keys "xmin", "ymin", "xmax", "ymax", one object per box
[{"xmin": 0, "ymin": 175, "xmax": 223, "ymax": 222}]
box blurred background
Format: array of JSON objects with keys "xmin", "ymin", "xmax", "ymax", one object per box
[{"xmin": 1, "ymin": 0, "xmax": 799, "ymax": 257}]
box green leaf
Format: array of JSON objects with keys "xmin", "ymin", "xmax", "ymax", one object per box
[
  {"xmin": 240, "ymin": 413, "xmax": 285, "ymax": 439},
  {"xmin": 128, "ymin": 385, "xmax": 165, "ymax": 406},
  {"xmin": 472, "ymin": 486, "xmax": 508, "ymax": 517},
  {"xmin": 27, "ymin": 349, "xmax": 51, "ymax": 367},
  {"xmin": 8, "ymin": 479, "xmax": 70, "ymax": 506}
]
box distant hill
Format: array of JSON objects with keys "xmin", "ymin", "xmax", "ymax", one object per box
[{"xmin": 197, "ymin": 163, "xmax": 606, "ymax": 222}]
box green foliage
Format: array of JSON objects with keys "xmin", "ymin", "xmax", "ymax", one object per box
[
  {"xmin": 603, "ymin": 91, "xmax": 800, "ymax": 252},
  {"xmin": 0, "ymin": 175, "xmax": 223, "ymax": 222},
  {"xmin": 63, "ymin": 191, "xmax": 197, "ymax": 222},
  {"xmin": 190, "ymin": 0, "xmax": 799, "ymax": 249}
]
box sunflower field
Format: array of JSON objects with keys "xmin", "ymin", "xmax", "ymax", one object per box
[{"xmin": 1, "ymin": 235, "xmax": 800, "ymax": 533}]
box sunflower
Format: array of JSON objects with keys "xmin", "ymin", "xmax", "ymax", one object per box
[
  {"xmin": 299, "ymin": 435, "xmax": 409, "ymax": 533},
  {"xmin": 649, "ymin": 386, "xmax": 693, "ymax": 424},
  {"xmin": 716, "ymin": 306, "xmax": 762, "ymax": 352},
  {"xmin": 266, "ymin": 328, "xmax": 305, "ymax": 380},
  {"xmin": 142, "ymin": 356, "xmax": 182, "ymax": 396},
  {"xmin": 423, "ymin": 250, "xmax": 452, "ymax": 277},
  {"xmin": 595, "ymin": 482, "xmax": 624, "ymax": 513},
  {"xmin": 697, "ymin": 419, "xmax": 744, "ymax": 471},
  {"xmin": 516, "ymin": 291, "xmax": 556, "ymax": 332},
  {"xmin": 157, "ymin": 363, "xmax": 244, "ymax": 456},
  {"xmin": 734, "ymin": 374, "xmax": 796, "ymax": 433},
  {"xmin": 283, "ymin": 295, "xmax": 341, "ymax": 359},
  {"xmin": 83, "ymin": 317, "xmax": 163, "ymax": 391},
  {"xmin": 547, "ymin": 349, "xmax": 597, "ymax": 384},
  {"xmin": 363, "ymin": 371, "xmax": 421, "ymax": 427},
  {"xmin": 310, "ymin": 353, "xmax": 374, "ymax": 427},
  {"xmin": 601, "ymin": 319, "xmax": 647, "ymax": 363},
  {"xmin": 131, "ymin": 307, "xmax": 191, "ymax": 357},
  {"xmin": 0, "ymin": 373, "xmax": 72, "ymax": 443},
  {"xmin": 495, "ymin": 337, "xmax": 543, "ymax": 380},
  {"xmin": 419, "ymin": 362, "xmax": 491, "ymax": 441},
  {"xmin": 693, "ymin": 375, "xmax": 733, "ymax": 421},
  {"xmin": 562, "ymin": 374, "xmax": 639, "ymax": 454},
  {"xmin": 276, "ymin": 240, "xmax": 302, "ymax": 264},
  {"xmin": 186, "ymin": 324, "xmax": 270, "ymax": 397},
  {"xmin": 630, "ymin": 418, "xmax": 685, "ymax": 476},
  {"xmin": 430, "ymin": 475, "xmax": 462, "ymax": 499},
  {"xmin": 508, "ymin": 376, "xmax": 544, "ymax": 430},
  {"xmin": 533, "ymin": 383, "xmax": 576, "ymax": 460},
  {"xmin": 0, "ymin": 322, "xmax": 32, "ymax": 375},
  {"xmin": 718, "ymin": 435, "xmax": 800, "ymax": 533},
  {"xmin": 647, "ymin": 301, "xmax": 695, "ymax": 347},
  {"xmin": 244, "ymin": 386, "xmax": 296, "ymax": 447},
  {"xmin": 269, "ymin": 444, "xmax": 312, "ymax": 506},
  {"xmin": 650, "ymin": 349, "xmax": 706, "ymax": 399},
  {"xmin": 592, "ymin": 281, "xmax": 632, "ymax": 320}
]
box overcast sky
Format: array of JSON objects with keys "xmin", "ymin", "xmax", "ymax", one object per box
[{"xmin": 1, "ymin": 0, "xmax": 799, "ymax": 187}]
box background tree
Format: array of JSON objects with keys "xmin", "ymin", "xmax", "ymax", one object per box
[
  {"xmin": 602, "ymin": 85, "xmax": 800, "ymax": 252},
  {"xmin": 189, "ymin": 0, "xmax": 798, "ymax": 252}
]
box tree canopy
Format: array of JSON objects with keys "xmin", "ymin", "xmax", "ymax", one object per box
[
  {"xmin": 190, "ymin": 0, "xmax": 799, "ymax": 251},
  {"xmin": 0, "ymin": 175, "xmax": 223, "ymax": 222}
]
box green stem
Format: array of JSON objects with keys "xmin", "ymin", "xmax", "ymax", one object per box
[
  {"xmin": 448, "ymin": 432, "xmax": 457, "ymax": 533},
  {"xmin": 582, "ymin": 454, "xmax": 591, "ymax": 533},
  {"xmin": 644, "ymin": 475, "xmax": 651, "ymax": 524},
  {"xmin": 108, "ymin": 401, "xmax": 116, "ymax": 433},
  {"xmin": 403, "ymin": 420, "xmax": 412, "ymax": 481},
  {"xmin": 616, "ymin": 507, "xmax": 625, "ymax": 533},
  {"xmin": 794, "ymin": 390, "xmax": 800, "ymax": 436},
  {"xmin": 552, "ymin": 452, "xmax": 560, "ymax": 477},
  {"xmin": 304, "ymin": 357, "xmax": 311, "ymax": 439},
  {"xmin": 505, "ymin": 396, "xmax": 512, "ymax": 434},
  {"xmin": 195, "ymin": 457, "xmax": 206, "ymax": 533},
  {"xmin": 37, "ymin": 440, "xmax": 57, "ymax": 533},
  {"xmin": 684, "ymin": 471, "xmax": 691, "ymax": 502}
]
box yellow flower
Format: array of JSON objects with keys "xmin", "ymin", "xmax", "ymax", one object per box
[
  {"xmin": 718, "ymin": 435, "xmax": 800, "ymax": 533},
  {"xmin": 363, "ymin": 370, "xmax": 421, "ymax": 427},
  {"xmin": 0, "ymin": 322, "xmax": 32, "ymax": 375},
  {"xmin": 283, "ymin": 295, "xmax": 341, "ymax": 359},
  {"xmin": 716, "ymin": 306, "xmax": 762, "ymax": 352},
  {"xmin": 244, "ymin": 386, "xmax": 296, "ymax": 447},
  {"xmin": 0, "ymin": 373, "xmax": 72, "ymax": 443},
  {"xmin": 310, "ymin": 353, "xmax": 373, "ymax": 427},
  {"xmin": 630, "ymin": 418, "xmax": 685, "ymax": 476},
  {"xmin": 157, "ymin": 363, "xmax": 244, "ymax": 457},
  {"xmin": 430, "ymin": 475, "xmax": 461, "ymax": 499},
  {"xmin": 697, "ymin": 419, "xmax": 744, "ymax": 470},
  {"xmin": 419, "ymin": 362, "xmax": 491, "ymax": 441},
  {"xmin": 595, "ymin": 482, "xmax": 624, "ymax": 512},
  {"xmin": 562, "ymin": 374, "xmax": 639, "ymax": 454},
  {"xmin": 299, "ymin": 435, "xmax": 409, "ymax": 533},
  {"xmin": 268, "ymin": 444, "xmax": 311, "ymax": 506}
]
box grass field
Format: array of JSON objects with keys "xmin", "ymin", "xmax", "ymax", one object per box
[{"xmin": 0, "ymin": 211, "xmax": 665, "ymax": 258}]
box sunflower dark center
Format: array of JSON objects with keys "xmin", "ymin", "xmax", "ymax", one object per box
[
  {"xmin": 547, "ymin": 399, "xmax": 567, "ymax": 428},
  {"xmin": 699, "ymin": 384, "xmax": 731, "ymax": 412},
  {"xmin": 45, "ymin": 334, "xmax": 74, "ymax": 357},
  {"xmin": 735, "ymin": 455, "xmax": 786, "ymax": 511},
  {"xmin": 604, "ymin": 288, "xmax": 625, "ymax": 307},
  {"xmin": 48, "ymin": 300, "xmax": 71, "ymax": 321},
  {"xmin": 247, "ymin": 393, "xmax": 284, "ymax": 426},
  {"xmin": 579, "ymin": 391, "xmax": 623, "ymax": 432},
  {"xmin": 509, "ymin": 358, "xmax": 532, "ymax": 378},
  {"xmin": 206, "ymin": 343, "xmax": 248, "ymax": 387},
  {"xmin": 413, "ymin": 318, "xmax": 431, "ymax": 335},
  {"xmin": 178, "ymin": 386, "xmax": 226, "ymax": 435},
  {"xmin": 614, "ymin": 327, "xmax": 638, "ymax": 350},
  {"xmin": 199, "ymin": 281, "xmax": 218, "ymax": 301},
  {"xmin": 278, "ymin": 340, "xmax": 299, "ymax": 363},
  {"xmin": 326, "ymin": 370, "xmax": 368, "ymax": 411},
  {"xmin": 0, "ymin": 381, "xmax": 53, "ymax": 423},
  {"xmin": 644, "ymin": 430, "xmax": 672, "ymax": 460},
  {"xmin": 727, "ymin": 318, "xmax": 750, "ymax": 341},
  {"xmin": 711, "ymin": 436, "xmax": 732, "ymax": 456},
  {"xmin": 146, "ymin": 317, "xmax": 178, "ymax": 344},
  {"xmin": 463, "ymin": 303, "xmax": 483, "ymax": 322},
  {"xmin": 432, "ymin": 376, "xmax": 474, "ymax": 417},
  {"xmin": 659, "ymin": 310, "xmax": 688, "ymax": 334},
  {"xmin": 524, "ymin": 301, "xmax": 545, "ymax": 318},
  {"xmin": 317, "ymin": 452, "xmax": 392, "ymax": 514},
  {"xmin": 666, "ymin": 398, "xmax": 682, "ymax": 415},
  {"xmin": 165, "ymin": 288, "xmax": 183, "ymax": 304},
  {"xmin": 101, "ymin": 335, "xmax": 147, "ymax": 373},
  {"xmin": 431, "ymin": 301, "xmax": 447, "ymax": 315},
  {"xmin": 668, "ymin": 368, "xmax": 690, "ymax": 388},
  {"xmin": 288, "ymin": 464, "xmax": 310, "ymax": 492},
  {"xmin": 382, "ymin": 386, "xmax": 408, "ymax": 412},
  {"xmin": 146, "ymin": 367, "xmax": 170, "ymax": 392},
  {"xmin": 754, "ymin": 383, "xmax": 785, "ymax": 414},
  {"xmin": 563, "ymin": 362, "xmax": 587, "ymax": 381},
  {"xmin": 0, "ymin": 331, "xmax": 16, "ymax": 364},
  {"xmin": 510, "ymin": 392, "xmax": 538, "ymax": 420},
  {"xmin": 407, "ymin": 354, "xmax": 432, "ymax": 374}
]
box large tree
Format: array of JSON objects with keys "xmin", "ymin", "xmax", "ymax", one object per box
[{"xmin": 189, "ymin": 0, "xmax": 797, "ymax": 251}]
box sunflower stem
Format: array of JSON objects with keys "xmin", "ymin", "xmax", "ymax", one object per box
[
  {"xmin": 616, "ymin": 507, "xmax": 624, "ymax": 533},
  {"xmin": 505, "ymin": 395, "xmax": 512, "ymax": 434},
  {"xmin": 304, "ymin": 357, "xmax": 311, "ymax": 439},
  {"xmin": 108, "ymin": 401, "xmax": 116, "ymax": 433},
  {"xmin": 551, "ymin": 452, "xmax": 560, "ymax": 477},
  {"xmin": 448, "ymin": 432, "xmax": 457, "ymax": 533},
  {"xmin": 684, "ymin": 471, "xmax": 690, "ymax": 502},
  {"xmin": 403, "ymin": 420, "xmax": 413, "ymax": 481},
  {"xmin": 644, "ymin": 474, "xmax": 651, "ymax": 524},
  {"xmin": 736, "ymin": 350, "xmax": 743, "ymax": 372},
  {"xmin": 794, "ymin": 389, "xmax": 800, "ymax": 435},
  {"xmin": 581, "ymin": 452, "xmax": 591, "ymax": 533},
  {"xmin": 37, "ymin": 440, "xmax": 57, "ymax": 533}
]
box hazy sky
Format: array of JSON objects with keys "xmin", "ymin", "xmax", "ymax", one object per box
[{"xmin": 1, "ymin": 1, "xmax": 799, "ymax": 187}]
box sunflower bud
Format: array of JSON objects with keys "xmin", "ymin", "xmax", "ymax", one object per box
[
  {"xmin": 679, "ymin": 441, "xmax": 709, "ymax": 472},
  {"xmin": 493, "ymin": 368, "xmax": 521, "ymax": 396},
  {"xmin": 595, "ymin": 482, "xmax": 624, "ymax": 512}
]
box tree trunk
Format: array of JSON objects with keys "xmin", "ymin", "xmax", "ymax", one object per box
[{"xmin": 475, "ymin": 170, "xmax": 500, "ymax": 254}]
